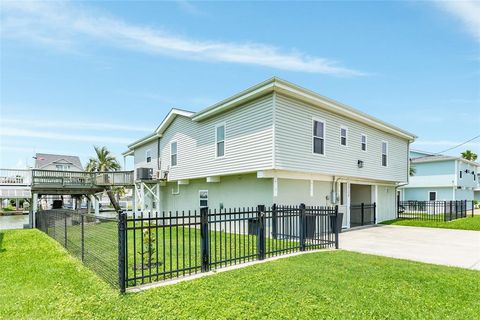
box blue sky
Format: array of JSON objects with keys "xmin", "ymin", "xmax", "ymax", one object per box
[{"xmin": 1, "ymin": 0, "xmax": 479, "ymax": 169}]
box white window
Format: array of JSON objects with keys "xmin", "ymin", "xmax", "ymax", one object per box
[
  {"xmin": 216, "ymin": 124, "xmax": 225, "ymax": 157},
  {"xmin": 170, "ymin": 142, "xmax": 177, "ymax": 166},
  {"xmin": 146, "ymin": 149, "xmax": 152, "ymax": 163},
  {"xmin": 55, "ymin": 164, "xmax": 70, "ymax": 171},
  {"xmin": 361, "ymin": 134, "xmax": 367, "ymax": 151},
  {"xmin": 340, "ymin": 127, "xmax": 347, "ymax": 146},
  {"xmin": 199, "ymin": 190, "xmax": 208, "ymax": 208},
  {"xmin": 428, "ymin": 191, "xmax": 436, "ymax": 201},
  {"xmin": 381, "ymin": 141, "xmax": 388, "ymax": 167},
  {"xmin": 313, "ymin": 119, "xmax": 325, "ymax": 155}
]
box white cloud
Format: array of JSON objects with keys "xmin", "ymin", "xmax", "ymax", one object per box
[
  {"xmin": 434, "ymin": 0, "xmax": 480, "ymax": 41},
  {"xmin": 0, "ymin": 128, "xmax": 132, "ymax": 144},
  {"xmin": 0, "ymin": 118, "xmax": 150, "ymax": 133},
  {"xmin": 0, "ymin": 1, "xmax": 365, "ymax": 76}
]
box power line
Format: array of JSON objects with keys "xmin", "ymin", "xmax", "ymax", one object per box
[{"xmin": 434, "ymin": 134, "xmax": 480, "ymax": 155}]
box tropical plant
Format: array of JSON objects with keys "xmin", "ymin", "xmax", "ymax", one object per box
[
  {"xmin": 409, "ymin": 164, "xmax": 416, "ymax": 176},
  {"xmin": 85, "ymin": 146, "xmax": 122, "ymax": 211},
  {"xmin": 461, "ymin": 150, "xmax": 478, "ymax": 161}
]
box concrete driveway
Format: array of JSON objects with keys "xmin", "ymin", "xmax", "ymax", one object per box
[{"xmin": 340, "ymin": 225, "xmax": 480, "ymax": 270}]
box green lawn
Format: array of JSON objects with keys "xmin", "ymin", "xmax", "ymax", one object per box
[
  {"xmin": 381, "ymin": 215, "xmax": 480, "ymax": 231},
  {"xmin": 1, "ymin": 229, "xmax": 480, "ymax": 319}
]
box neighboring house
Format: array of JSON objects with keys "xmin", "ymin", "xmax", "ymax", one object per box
[
  {"xmin": 123, "ymin": 77, "xmax": 416, "ymax": 228},
  {"xmin": 34, "ymin": 153, "xmax": 83, "ymax": 171},
  {"xmin": 34, "ymin": 153, "xmax": 83, "ymax": 209},
  {"xmin": 400, "ymin": 150, "xmax": 480, "ymax": 202}
]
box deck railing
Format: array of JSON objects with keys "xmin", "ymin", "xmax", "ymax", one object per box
[
  {"xmin": 0, "ymin": 169, "xmax": 32, "ymax": 185},
  {"xmin": 0, "ymin": 169, "xmax": 134, "ymax": 188}
]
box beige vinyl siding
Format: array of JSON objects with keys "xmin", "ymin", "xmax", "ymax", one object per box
[
  {"xmin": 160, "ymin": 94, "xmax": 274, "ymax": 180},
  {"xmin": 133, "ymin": 140, "xmax": 159, "ymax": 178},
  {"xmin": 274, "ymin": 94, "xmax": 409, "ymax": 182}
]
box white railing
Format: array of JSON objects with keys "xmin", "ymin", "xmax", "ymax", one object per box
[{"xmin": 0, "ymin": 169, "xmax": 32, "ymax": 185}]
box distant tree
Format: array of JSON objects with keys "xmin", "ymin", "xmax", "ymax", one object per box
[
  {"xmin": 409, "ymin": 164, "xmax": 416, "ymax": 176},
  {"xmin": 461, "ymin": 150, "xmax": 478, "ymax": 161},
  {"xmin": 86, "ymin": 146, "xmax": 121, "ymax": 211}
]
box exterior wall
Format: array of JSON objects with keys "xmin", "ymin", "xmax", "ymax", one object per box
[
  {"xmin": 133, "ymin": 139, "xmax": 160, "ymax": 177},
  {"xmin": 376, "ymin": 185, "xmax": 396, "ymax": 222},
  {"xmin": 403, "ymin": 187, "xmax": 454, "ymax": 201},
  {"xmin": 350, "ymin": 184, "xmax": 371, "ymax": 205},
  {"xmin": 274, "ymin": 179, "xmax": 332, "ymax": 206},
  {"xmin": 455, "ymin": 188, "xmax": 474, "ymax": 201},
  {"xmin": 407, "ymin": 160, "xmax": 456, "ymax": 188},
  {"xmin": 159, "ymin": 94, "xmax": 274, "ymax": 181},
  {"xmin": 274, "ymin": 94, "xmax": 409, "ymax": 183},
  {"xmin": 457, "ymin": 160, "xmax": 478, "ymax": 189},
  {"xmin": 159, "ymin": 173, "xmax": 273, "ymax": 212},
  {"xmin": 41, "ymin": 161, "xmax": 83, "ymax": 171}
]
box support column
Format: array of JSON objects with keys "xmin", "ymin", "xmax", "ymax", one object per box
[
  {"xmin": 346, "ymin": 182, "xmax": 351, "ymax": 228},
  {"xmin": 32, "ymin": 193, "xmax": 38, "ymax": 228},
  {"xmin": 140, "ymin": 182, "xmax": 145, "ymax": 212}
]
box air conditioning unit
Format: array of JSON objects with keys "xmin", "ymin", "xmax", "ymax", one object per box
[{"xmin": 136, "ymin": 168, "xmax": 153, "ymax": 180}]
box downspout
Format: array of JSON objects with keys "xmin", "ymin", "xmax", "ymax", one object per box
[{"xmin": 157, "ymin": 137, "xmax": 161, "ymax": 171}]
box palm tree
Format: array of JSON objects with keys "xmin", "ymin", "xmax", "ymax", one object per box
[
  {"xmin": 409, "ymin": 164, "xmax": 416, "ymax": 176},
  {"xmin": 461, "ymin": 150, "xmax": 478, "ymax": 161},
  {"xmin": 86, "ymin": 146, "xmax": 122, "ymax": 211}
]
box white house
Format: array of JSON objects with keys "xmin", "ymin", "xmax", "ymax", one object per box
[
  {"xmin": 123, "ymin": 78, "xmax": 416, "ymax": 228},
  {"xmin": 399, "ymin": 150, "xmax": 480, "ymax": 202}
]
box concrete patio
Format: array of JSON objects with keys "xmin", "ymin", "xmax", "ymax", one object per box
[{"xmin": 340, "ymin": 225, "xmax": 480, "ymax": 270}]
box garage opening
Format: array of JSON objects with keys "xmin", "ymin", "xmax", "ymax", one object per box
[{"xmin": 350, "ymin": 184, "xmax": 375, "ymax": 227}]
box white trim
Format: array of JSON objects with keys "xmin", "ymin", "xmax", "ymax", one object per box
[
  {"xmin": 428, "ymin": 190, "xmax": 437, "ymax": 201},
  {"xmin": 340, "ymin": 126, "xmax": 348, "ymax": 147},
  {"xmin": 170, "ymin": 141, "xmax": 178, "ymax": 167},
  {"xmin": 310, "ymin": 180, "xmax": 314, "ymax": 197},
  {"xmin": 172, "ymin": 184, "xmax": 180, "ymax": 195},
  {"xmin": 155, "ymin": 108, "xmax": 195, "ymax": 134},
  {"xmin": 312, "ymin": 117, "xmax": 326, "ymax": 156},
  {"xmin": 215, "ymin": 122, "xmax": 226, "ymax": 159},
  {"xmin": 361, "ymin": 134, "xmax": 367, "ymax": 152},
  {"xmin": 273, "ymin": 177, "xmax": 278, "ymax": 197},
  {"xmin": 272, "ymin": 92, "xmax": 277, "ymax": 168},
  {"xmin": 381, "ymin": 141, "xmax": 388, "ymax": 167}
]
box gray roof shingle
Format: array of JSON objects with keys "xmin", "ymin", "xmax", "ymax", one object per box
[{"xmin": 34, "ymin": 153, "xmax": 83, "ymax": 170}]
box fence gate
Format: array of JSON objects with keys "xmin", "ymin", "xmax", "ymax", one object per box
[{"xmin": 349, "ymin": 203, "xmax": 376, "ymax": 227}]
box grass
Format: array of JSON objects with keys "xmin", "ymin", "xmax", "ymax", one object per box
[
  {"xmin": 45, "ymin": 219, "xmax": 301, "ymax": 287},
  {"xmin": 1, "ymin": 229, "xmax": 480, "ymax": 319},
  {"xmin": 381, "ymin": 215, "xmax": 480, "ymax": 231}
]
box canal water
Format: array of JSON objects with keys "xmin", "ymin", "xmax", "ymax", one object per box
[{"xmin": 0, "ymin": 215, "xmax": 29, "ymax": 230}]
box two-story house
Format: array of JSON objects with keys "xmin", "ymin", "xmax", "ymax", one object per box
[
  {"xmin": 123, "ymin": 78, "xmax": 416, "ymax": 228},
  {"xmin": 34, "ymin": 153, "xmax": 83, "ymax": 171},
  {"xmin": 400, "ymin": 150, "xmax": 479, "ymax": 202}
]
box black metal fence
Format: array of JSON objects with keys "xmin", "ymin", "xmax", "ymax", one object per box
[
  {"xmin": 397, "ymin": 200, "xmax": 474, "ymax": 221},
  {"xmin": 36, "ymin": 210, "xmax": 119, "ymax": 288},
  {"xmin": 119, "ymin": 204, "xmax": 340, "ymax": 292},
  {"xmin": 350, "ymin": 203, "xmax": 376, "ymax": 227},
  {"xmin": 36, "ymin": 204, "xmax": 340, "ymax": 293}
]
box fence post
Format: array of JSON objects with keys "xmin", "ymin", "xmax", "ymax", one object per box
[
  {"xmin": 443, "ymin": 201, "xmax": 447, "ymax": 222},
  {"xmin": 449, "ymin": 201, "xmax": 453, "ymax": 221},
  {"xmin": 64, "ymin": 211, "xmax": 68, "ymax": 248},
  {"xmin": 455, "ymin": 201, "xmax": 458, "ymax": 220},
  {"xmin": 200, "ymin": 207, "xmax": 210, "ymax": 272},
  {"xmin": 257, "ymin": 205, "xmax": 266, "ymax": 260},
  {"xmin": 472, "ymin": 200, "xmax": 475, "ymax": 218},
  {"xmin": 81, "ymin": 214, "xmax": 85, "ymax": 262},
  {"xmin": 299, "ymin": 203, "xmax": 306, "ymax": 251},
  {"xmin": 334, "ymin": 205, "xmax": 339, "ymax": 249},
  {"xmin": 373, "ymin": 202, "xmax": 377, "ymax": 224},
  {"xmin": 271, "ymin": 203, "xmax": 277, "ymax": 240},
  {"xmin": 118, "ymin": 211, "xmax": 126, "ymax": 294},
  {"xmin": 361, "ymin": 203, "xmax": 365, "ymax": 226}
]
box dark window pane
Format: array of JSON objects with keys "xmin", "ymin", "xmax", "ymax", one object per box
[
  {"xmin": 382, "ymin": 154, "xmax": 387, "ymax": 166},
  {"xmin": 341, "ymin": 137, "xmax": 346, "ymax": 146},
  {"xmin": 429, "ymin": 192, "xmax": 436, "ymax": 201},
  {"xmin": 314, "ymin": 137, "xmax": 324, "ymax": 154},
  {"xmin": 217, "ymin": 141, "xmax": 224, "ymax": 157},
  {"xmin": 146, "ymin": 157, "xmax": 151, "ymax": 163},
  {"xmin": 313, "ymin": 121, "xmax": 324, "ymax": 138},
  {"xmin": 216, "ymin": 125, "xmax": 225, "ymax": 141},
  {"xmin": 361, "ymin": 143, "xmax": 366, "ymax": 151},
  {"xmin": 171, "ymin": 154, "xmax": 177, "ymax": 166}
]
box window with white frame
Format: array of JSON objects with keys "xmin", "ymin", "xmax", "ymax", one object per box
[
  {"xmin": 216, "ymin": 124, "xmax": 225, "ymax": 157},
  {"xmin": 459, "ymin": 171, "xmax": 463, "ymax": 179},
  {"xmin": 381, "ymin": 141, "xmax": 388, "ymax": 166},
  {"xmin": 429, "ymin": 191, "xmax": 436, "ymax": 201},
  {"xmin": 170, "ymin": 141, "xmax": 177, "ymax": 166},
  {"xmin": 199, "ymin": 190, "xmax": 208, "ymax": 208},
  {"xmin": 55, "ymin": 164, "xmax": 70, "ymax": 171},
  {"xmin": 146, "ymin": 149, "xmax": 152, "ymax": 163},
  {"xmin": 313, "ymin": 119, "xmax": 325, "ymax": 155},
  {"xmin": 340, "ymin": 127, "xmax": 347, "ymax": 146},
  {"xmin": 361, "ymin": 134, "xmax": 367, "ymax": 151}
]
